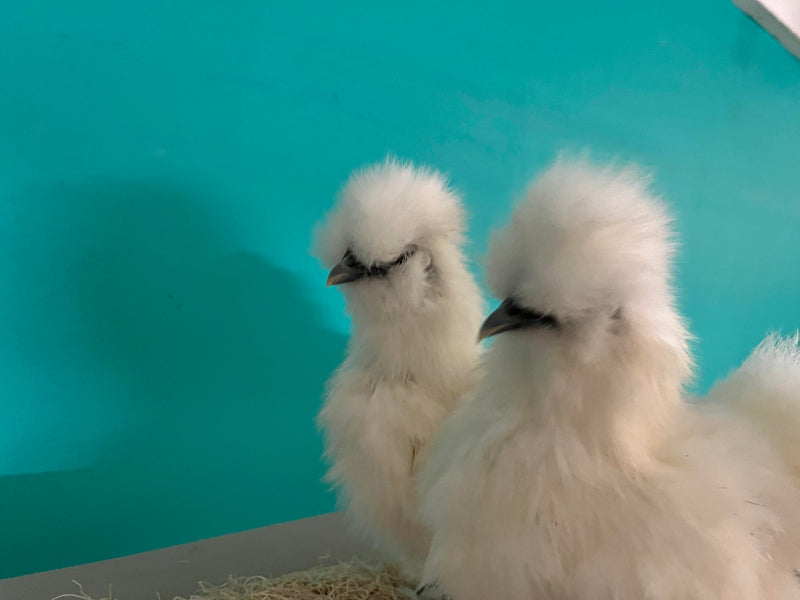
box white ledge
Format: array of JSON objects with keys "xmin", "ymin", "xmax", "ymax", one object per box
[
  {"xmin": 733, "ymin": 0, "xmax": 800, "ymax": 60},
  {"xmin": 0, "ymin": 512, "xmax": 374, "ymax": 600}
]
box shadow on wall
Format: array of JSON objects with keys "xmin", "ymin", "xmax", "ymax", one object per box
[{"xmin": 0, "ymin": 180, "xmax": 345, "ymax": 578}]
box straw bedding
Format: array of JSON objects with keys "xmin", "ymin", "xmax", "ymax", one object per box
[{"xmin": 54, "ymin": 559, "xmax": 418, "ymax": 600}]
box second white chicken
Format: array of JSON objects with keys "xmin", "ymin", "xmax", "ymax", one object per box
[{"xmin": 313, "ymin": 158, "xmax": 484, "ymax": 578}]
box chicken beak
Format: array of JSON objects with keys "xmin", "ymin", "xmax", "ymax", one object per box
[
  {"xmin": 326, "ymin": 261, "xmax": 366, "ymax": 287},
  {"xmin": 478, "ymin": 299, "xmax": 523, "ymax": 341},
  {"xmin": 478, "ymin": 298, "xmax": 557, "ymax": 341}
]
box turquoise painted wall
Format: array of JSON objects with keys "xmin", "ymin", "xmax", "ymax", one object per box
[{"xmin": 1, "ymin": 0, "xmax": 799, "ymax": 579}]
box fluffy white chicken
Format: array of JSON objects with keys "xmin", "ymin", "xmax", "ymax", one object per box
[
  {"xmin": 313, "ymin": 158, "xmax": 484, "ymax": 578},
  {"xmin": 418, "ymin": 158, "xmax": 800, "ymax": 600}
]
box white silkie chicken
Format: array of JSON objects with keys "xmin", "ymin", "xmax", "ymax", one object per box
[
  {"xmin": 313, "ymin": 158, "xmax": 484, "ymax": 579},
  {"xmin": 418, "ymin": 158, "xmax": 800, "ymax": 600}
]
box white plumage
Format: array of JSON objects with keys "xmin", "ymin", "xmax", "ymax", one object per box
[
  {"xmin": 313, "ymin": 158, "xmax": 484, "ymax": 578},
  {"xmin": 709, "ymin": 333, "xmax": 800, "ymax": 484},
  {"xmin": 418, "ymin": 158, "xmax": 800, "ymax": 600}
]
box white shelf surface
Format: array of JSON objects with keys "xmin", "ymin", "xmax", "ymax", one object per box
[{"xmin": 0, "ymin": 512, "xmax": 375, "ymax": 600}]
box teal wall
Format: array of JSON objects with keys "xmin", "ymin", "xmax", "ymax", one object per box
[{"xmin": 1, "ymin": 0, "xmax": 799, "ymax": 579}]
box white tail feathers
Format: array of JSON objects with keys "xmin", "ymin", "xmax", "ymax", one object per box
[{"xmin": 709, "ymin": 333, "xmax": 800, "ymax": 478}]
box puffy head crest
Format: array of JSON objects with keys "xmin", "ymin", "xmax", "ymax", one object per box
[
  {"xmin": 486, "ymin": 159, "xmax": 676, "ymax": 321},
  {"xmin": 314, "ymin": 158, "xmax": 465, "ymax": 268}
]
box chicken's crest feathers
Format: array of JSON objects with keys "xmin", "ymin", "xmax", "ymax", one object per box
[
  {"xmin": 313, "ymin": 157, "xmax": 466, "ymax": 268},
  {"xmin": 486, "ymin": 157, "xmax": 676, "ymax": 324}
]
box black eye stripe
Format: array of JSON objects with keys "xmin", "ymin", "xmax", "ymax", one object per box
[
  {"xmin": 342, "ymin": 246, "xmax": 417, "ymax": 278},
  {"xmin": 506, "ymin": 298, "xmax": 561, "ymax": 328},
  {"xmin": 390, "ymin": 245, "xmax": 416, "ymax": 267},
  {"xmin": 342, "ymin": 248, "xmax": 363, "ymax": 268}
]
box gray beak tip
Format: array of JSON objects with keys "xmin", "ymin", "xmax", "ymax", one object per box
[
  {"xmin": 326, "ymin": 261, "xmax": 363, "ymax": 287},
  {"xmin": 477, "ymin": 324, "xmax": 503, "ymax": 343}
]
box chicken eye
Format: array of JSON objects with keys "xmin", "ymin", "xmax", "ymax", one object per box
[
  {"xmin": 342, "ymin": 248, "xmax": 363, "ymax": 269},
  {"xmin": 340, "ymin": 246, "xmax": 417, "ymax": 280},
  {"xmin": 392, "ymin": 245, "xmax": 417, "ymax": 267},
  {"xmin": 505, "ymin": 299, "xmax": 525, "ymax": 317},
  {"xmin": 368, "ymin": 264, "xmax": 389, "ymax": 277},
  {"xmin": 506, "ymin": 298, "xmax": 561, "ymax": 329}
]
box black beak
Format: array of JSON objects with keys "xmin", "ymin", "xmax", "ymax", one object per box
[
  {"xmin": 478, "ymin": 298, "xmax": 559, "ymax": 341},
  {"xmin": 326, "ymin": 261, "xmax": 366, "ymax": 286}
]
